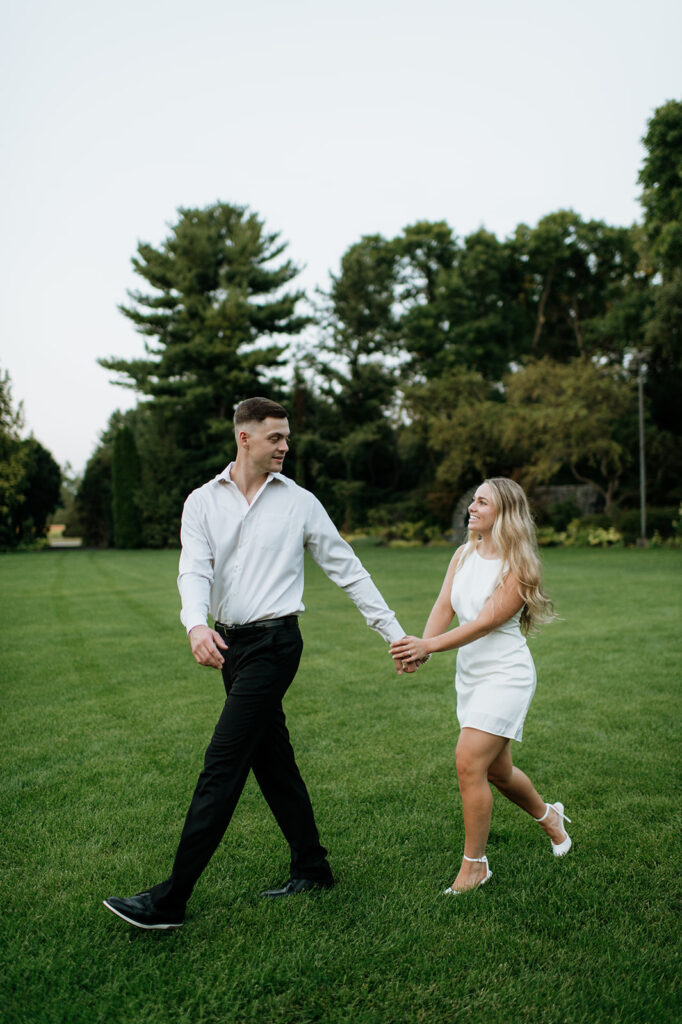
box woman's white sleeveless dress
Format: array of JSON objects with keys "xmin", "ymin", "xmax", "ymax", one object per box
[{"xmin": 450, "ymin": 549, "xmax": 536, "ymax": 741}]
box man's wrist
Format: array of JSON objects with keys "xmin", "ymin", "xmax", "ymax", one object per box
[{"xmin": 187, "ymin": 622, "xmax": 209, "ymax": 636}]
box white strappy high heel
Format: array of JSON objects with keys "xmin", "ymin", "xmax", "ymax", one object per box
[
  {"xmin": 442, "ymin": 854, "xmax": 493, "ymax": 895},
  {"xmin": 534, "ymin": 801, "xmax": 572, "ymax": 857}
]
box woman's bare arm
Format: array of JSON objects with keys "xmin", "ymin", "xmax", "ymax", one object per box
[
  {"xmin": 421, "ymin": 547, "xmax": 463, "ymax": 638},
  {"xmin": 391, "ymin": 566, "xmax": 524, "ymax": 665}
]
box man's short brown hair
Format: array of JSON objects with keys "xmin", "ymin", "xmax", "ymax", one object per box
[{"xmin": 233, "ymin": 397, "xmax": 288, "ymax": 427}]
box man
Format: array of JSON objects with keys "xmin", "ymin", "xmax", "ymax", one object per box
[{"xmin": 103, "ymin": 397, "xmax": 416, "ymax": 930}]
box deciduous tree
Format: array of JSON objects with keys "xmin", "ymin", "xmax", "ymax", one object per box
[
  {"xmin": 305, "ymin": 235, "xmax": 403, "ymax": 528},
  {"xmin": 502, "ymin": 358, "xmax": 636, "ymax": 510},
  {"xmin": 638, "ymin": 100, "xmax": 682, "ymax": 443},
  {"xmin": 639, "ymin": 99, "xmax": 682, "ymax": 275},
  {"xmin": 513, "ymin": 211, "xmax": 640, "ymax": 363},
  {"xmin": 0, "ymin": 369, "xmax": 61, "ymax": 547}
]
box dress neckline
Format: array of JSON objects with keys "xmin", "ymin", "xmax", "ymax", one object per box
[{"xmin": 474, "ymin": 547, "xmax": 502, "ymax": 563}]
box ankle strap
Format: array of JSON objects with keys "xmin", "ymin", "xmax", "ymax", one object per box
[
  {"xmin": 533, "ymin": 803, "xmax": 551, "ymax": 823},
  {"xmin": 462, "ymin": 854, "xmax": 488, "ymax": 863}
]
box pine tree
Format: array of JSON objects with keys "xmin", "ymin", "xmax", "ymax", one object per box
[{"xmin": 100, "ymin": 202, "xmax": 309, "ymax": 490}]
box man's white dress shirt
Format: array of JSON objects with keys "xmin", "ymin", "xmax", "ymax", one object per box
[{"xmin": 178, "ymin": 465, "xmax": 404, "ymax": 644}]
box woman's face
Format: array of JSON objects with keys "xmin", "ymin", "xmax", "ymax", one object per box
[{"xmin": 468, "ymin": 483, "xmax": 497, "ymax": 534}]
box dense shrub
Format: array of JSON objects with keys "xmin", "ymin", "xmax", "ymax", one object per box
[
  {"xmin": 343, "ymin": 519, "xmax": 445, "ymax": 546},
  {"xmin": 536, "ymin": 508, "xmax": 681, "ymax": 547},
  {"xmin": 615, "ymin": 507, "xmax": 678, "ymax": 544},
  {"xmin": 535, "ymin": 500, "xmax": 580, "ymax": 531}
]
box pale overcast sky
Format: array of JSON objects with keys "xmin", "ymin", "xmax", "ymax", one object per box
[{"xmin": 1, "ymin": 0, "xmax": 680, "ymax": 473}]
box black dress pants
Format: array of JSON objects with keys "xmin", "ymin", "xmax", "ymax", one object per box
[{"xmin": 150, "ymin": 620, "xmax": 332, "ymax": 912}]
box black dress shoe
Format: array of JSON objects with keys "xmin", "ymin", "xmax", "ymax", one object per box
[
  {"xmin": 103, "ymin": 892, "xmax": 184, "ymax": 930},
  {"xmin": 260, "ymin": 877, "xmax": 335, "ymax": 898}
]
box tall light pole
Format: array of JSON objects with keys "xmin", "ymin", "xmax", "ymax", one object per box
[{"xmin": 638, "ymin": 356, "xmax": 647, "ymax": 547}]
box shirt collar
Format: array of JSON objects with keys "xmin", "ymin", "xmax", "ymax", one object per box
[{"xmin": 214, "ymin": 462, "xmax": 292, "ymax": 487}]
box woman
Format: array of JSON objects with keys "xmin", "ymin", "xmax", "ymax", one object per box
[{"xmin": 390, "ymin": 478, "xmax": 572, "ymax": 894}]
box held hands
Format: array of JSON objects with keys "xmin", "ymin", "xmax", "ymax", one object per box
[
  {"xmin": 392, "ymin": 654, "xmax": 419, "ymax": 675},
  {"xmin": 189, "ymin": 625, "xmax": 228, "ymax": 668},
  {"xmin": 390, "ymin": 635, "xmax": 431, "ymax": 670}
]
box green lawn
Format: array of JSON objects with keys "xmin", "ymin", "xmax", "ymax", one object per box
[{"xmin": 1, "ymin": 546, "xmax": 680, "ymax": 1024}]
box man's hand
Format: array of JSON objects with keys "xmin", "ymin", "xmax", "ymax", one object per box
[
  {"xmin": 392, "ymin": 654, "xmax": 418, "ymax": 675},
  {"xmin": 189, "ymin": 625, "xmax": 228, "ymax": 668}
]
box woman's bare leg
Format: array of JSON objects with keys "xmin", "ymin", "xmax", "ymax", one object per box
[
  {"xmin": 449, "ymin": 728, "xmax": 508, "ymax": 892},
  {"xmin": 487, "ymin": 743, "xmax": 569, "ymax": 845}
]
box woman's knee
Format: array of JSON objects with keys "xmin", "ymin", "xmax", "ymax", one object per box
[
  {"xmin": 487, "ymin": 763, "xmax": 510, "ymax": 788},
  {"xmin": 456, "ymin": 747, "xmax": 485, "ymax": 785}
]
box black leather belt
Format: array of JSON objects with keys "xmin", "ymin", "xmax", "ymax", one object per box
[{"xmin": 215, "ymin": 615, "xmax": 298, "ymax": 637}]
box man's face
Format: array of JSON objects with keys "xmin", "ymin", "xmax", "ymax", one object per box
[{"xmin": 241, "ymin": 417, "xmax": 290, "ymax": 474}]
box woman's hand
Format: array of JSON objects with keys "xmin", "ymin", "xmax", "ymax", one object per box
[{"xmin": 390, "ymin": 635, "xmax": 431, "ymax": 666}]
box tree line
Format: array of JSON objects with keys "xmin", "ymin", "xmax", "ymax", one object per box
[
  {"xmin": 2, "ymin": 101, "xmax": 680, "ymax": 549},
  {"xmin": 0, "ymin": 371, "xmax": 61, "ymax": 548}
]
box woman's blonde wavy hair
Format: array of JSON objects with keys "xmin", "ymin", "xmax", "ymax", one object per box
[{"xmin": 456, "ymin": 477, "xmax": 555, "ymax": 635}]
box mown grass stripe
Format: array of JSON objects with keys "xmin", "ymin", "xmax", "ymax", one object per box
[{"xmin": 1, "ymin": 547, "xmax": 680, "ymax": 1024}]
